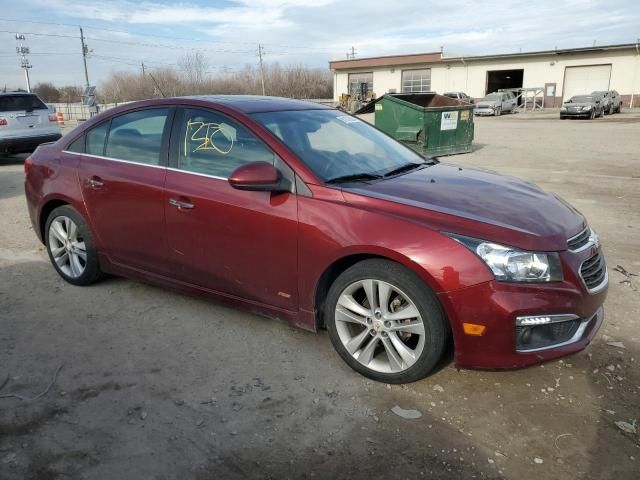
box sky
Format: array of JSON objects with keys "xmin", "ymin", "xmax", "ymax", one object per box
[{"xmin": 1, "ymin": 0, "xmax": 639, "ymax": 89}]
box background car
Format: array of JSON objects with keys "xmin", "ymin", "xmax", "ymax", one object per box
[
  {"xmin": 0, "ymin": 92, "xmax": 61, "ymax": 155},
  {"xmin": 443, "ymin": 91, "xmax": 474, "ymax": 104},
  {"xmin": 592, "ymin": 90, "xmax": 622, "ymax": 114},
  {"xmin": 474, "ymin": 91, "xmax": 517, "ymax": 116},
  {"xmin": 560, "ymin": 95, "xmax": 605, "ymax": 119}
]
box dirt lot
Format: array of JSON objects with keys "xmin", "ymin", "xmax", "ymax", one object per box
[{"xmin": 1, "ymin": 110, "xmax": 639, "ymax": 479}]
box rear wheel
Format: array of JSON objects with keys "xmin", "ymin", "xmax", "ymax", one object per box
[
  {"xmin": 325, "ymin": 259, "xmax": 449, "ymax": 383},
  {"xmin": 45, "ymin": 205, "xmax": 102, "ymax": 286}
]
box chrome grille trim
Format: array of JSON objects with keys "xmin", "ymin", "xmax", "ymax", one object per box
[
  {"xmin": 567, "ymin": 226, "xmax": 592, "ymax": 252},
  {"xmin": 579, "ymin": 250, "xmax": 608, "ymax": 294}
]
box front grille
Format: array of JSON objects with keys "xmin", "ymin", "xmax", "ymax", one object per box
[
  {"xmin": 568, "ymin": 227, "xmax": 590, "ymax": 251},
  {"xmin": 516, "ymin": 319, "xmax": 581, "ymax": 351},
  {"xmin": 580, "ymin": 250, "xmax": 607, "ymax": 291}
]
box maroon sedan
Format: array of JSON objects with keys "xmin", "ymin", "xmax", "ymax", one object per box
[{"xmin": 24, "ymin": 96, "xmax": 607, "ymax": 383}]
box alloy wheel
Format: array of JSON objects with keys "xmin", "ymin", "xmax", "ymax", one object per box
[
  {"xmin": 334, "ymin": 279, "xmax": 426, "ymax": 374},
  {"xmin": 48, "ymin": 216, "xmax": 87, "ymax": 278}
]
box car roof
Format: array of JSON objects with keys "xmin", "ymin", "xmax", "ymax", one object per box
[
  {"xmin": 180, "ymin": 95, "xmax": 332, "ymax": 114},
  {"xmin": 0, "ymin": 92, "xmax": 38, "ymax": 97}
]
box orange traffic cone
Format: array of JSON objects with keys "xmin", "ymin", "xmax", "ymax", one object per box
[{"xmin": 56, "ymin": 111, "xmax": 65, "ymax": 126}]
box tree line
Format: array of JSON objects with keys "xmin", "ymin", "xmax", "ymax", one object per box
[{"xmin": 31, "ymin": 54, "xmax": 333, "ymax": 104}]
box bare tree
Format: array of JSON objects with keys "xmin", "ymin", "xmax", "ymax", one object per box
[
  {"xmin": 33, "ymin": 82, "xmax": 60, "ymax": 102},
  {"xmin": 178, "ymin": 51, "xmax": 208, "ymax": 85}
]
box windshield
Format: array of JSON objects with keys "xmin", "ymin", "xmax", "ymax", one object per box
[
  {"xmin": 251, "ymin": 109, "xmax": 427, "ymax": 182},
  {"xmin": 0, "ymin": 94, "xmax": 47, "ymax": 112},
  {"xmin": 569, "ymin": 96, "xmax": 596, "ymax": 103}
]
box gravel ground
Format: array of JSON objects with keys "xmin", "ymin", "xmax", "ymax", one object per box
[{"xmin": 1, "ymin": 110, "xmax": 639, "ymax": 479}]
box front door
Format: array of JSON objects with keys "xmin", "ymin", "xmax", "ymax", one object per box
[
  {"xmin": 164, "ymin": 107, "xmax": 298, "ymax": 311},
  {"xmin": 77, "ymin": 107, "xmax": 174, "ymax": 274}
]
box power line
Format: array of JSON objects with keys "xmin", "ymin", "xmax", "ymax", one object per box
[{"xmin": 0, "ymin": 17, "xmax": 343, "ymax": 52}]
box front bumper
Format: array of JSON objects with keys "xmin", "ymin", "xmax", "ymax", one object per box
[
  {"xmin": 474, "ymin": 108, "xmax": 496, "ymax": 116},
  {"xmin": 438, "ymin": 267, "xmax": 607, "ymax": 369},
  {"xmin": 0, "ymin": 133, "xmax": 62, "ymax": 153},
  {"xmin": 560, "ymin": 110, "xmax": 592, "ymax": 118}
]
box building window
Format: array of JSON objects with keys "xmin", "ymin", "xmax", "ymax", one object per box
[
  {"xmin": 348, "ymin": 72, "xmax": 373, "ymax": 98},
  {"xmin": 401, "ymin": 69, "xmax": 431, "ymax": 93}
]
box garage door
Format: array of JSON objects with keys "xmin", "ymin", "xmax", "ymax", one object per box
[{"xmin": 563, "ymin": 65, "xmax": 611, "ymax": 100}]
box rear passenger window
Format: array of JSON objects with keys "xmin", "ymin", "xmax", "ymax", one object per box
[
  {"xmin": 177, "ymin": 108, "xmax": 275, "ymax": 178},
  {"xmin": 86, "ymin": 122, "xmax": 109, "ymax": 156},
  {"xmin": 105, "ymin": 109, "xmax": 169, "ymax": 165},
  {"xmin": 66, "ymin": 135, "xmax": 85, "ymax": 153}
]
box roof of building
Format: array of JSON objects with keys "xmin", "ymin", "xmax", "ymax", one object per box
[
  {"xmin": 329, "ymin": 52, "xmax": 442, "ymax": 71},
  {"xmin": 329, "ymin": 42, "xmax": 639, "ymax": 70}
]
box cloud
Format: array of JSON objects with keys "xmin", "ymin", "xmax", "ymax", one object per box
[{"xmin": 2, "ymin": 0, "xmax": 639, "ymax": 87}]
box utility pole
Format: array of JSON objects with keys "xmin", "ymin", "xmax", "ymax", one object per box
[
  {"xmin": 15, "ymin": 34, "xmax": 32, "ymax": 92},
  {"xmin": 80, "ymin": 27, "xmax": 90, "ymax": 88},
  {"xmin": 257, "ymin": 44, "xmax": 266, "ymax": 96},
  {"xmin": 141, "ymin": 61, "xmax": 146, "ymax": 76}
]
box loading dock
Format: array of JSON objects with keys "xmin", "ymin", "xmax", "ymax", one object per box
[{"xmin": 485, "ymin": 69, "xmax": 524, "ymax": 95}]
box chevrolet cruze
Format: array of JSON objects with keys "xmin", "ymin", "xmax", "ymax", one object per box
[{"xmin": 24, "ymin": 96, "xmax": 608, "ymax": 383}]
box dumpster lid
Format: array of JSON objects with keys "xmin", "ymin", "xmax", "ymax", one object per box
[{"xmin": 354, "ymin": 93, "xmax": 466, "ymax": 114}]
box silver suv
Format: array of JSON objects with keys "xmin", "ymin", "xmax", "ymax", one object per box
[{"xmin": 0, "ymin": 92, "xmax": 62, "ymax": 154}]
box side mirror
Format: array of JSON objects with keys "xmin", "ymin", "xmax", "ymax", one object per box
[{"xmin": 228, "ymin": 162, "xmax": 288, "ymax": 192}]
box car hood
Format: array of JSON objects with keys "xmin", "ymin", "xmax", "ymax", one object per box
[
  {"xmin": 476, "ymin": 101, "xmax": 498, "ymax": 107},
  {"xmin": 342, "ymin": 163, "xmax": 584, "ymax": 251}
]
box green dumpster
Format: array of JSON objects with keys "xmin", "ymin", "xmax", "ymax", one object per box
[{"xmin": 359, "ymin": 93, "xmax": 474, "ymax": 156}]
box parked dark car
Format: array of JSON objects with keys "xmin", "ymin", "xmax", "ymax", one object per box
[
  {"xmin": 560, "ymin": 95, "xmax": 605, "ymax": 119},
  {"xmin": 592, "ymin": 90, "xmax": 622, "ymax": 114},
  {"xmin": 24, "ymin": 96, "xmax": 607, "ymax": 383},
  {"xmin": 0, "ymin": 92, "xmax": 61, "ymax": 154}
]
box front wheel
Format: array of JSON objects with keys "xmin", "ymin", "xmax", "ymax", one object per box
[
  {"xmin": 325, "ymin": 259, "xmax": 449, "ymax": 383},
  {"xmin": 45, "ymin": 205, "xmax": 103, "ymax": 286},
  {"xmin": 495, "ymin": 107, "xmax": 502, "ymax": 117}
]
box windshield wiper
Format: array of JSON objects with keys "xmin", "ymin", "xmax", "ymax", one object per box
[
  {"xmin": 325, "ymin": 172, "xmax": 382, "ymax": 184},
  {"xmin": 382, "ymin": 162, "xmax": 427, "ymax": 178}
]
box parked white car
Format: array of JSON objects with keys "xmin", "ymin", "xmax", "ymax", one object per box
[
  {"xmin": 474, "ymin": 92, "xmax": 517, "ymax": 116},
  {"xmin": 443, "ymin": 92, "xmax": 474, "ymax": 104},
  {"xmin": 0, "ymin": 92, "xmax": 62, "ymax": 155}
]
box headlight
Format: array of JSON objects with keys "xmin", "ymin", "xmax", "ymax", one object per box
[
  {"xmin": 581, "ymin": 106, "xmax": 592, "ymax": 111},
  {"xmin": 560, "ymin": 107, "xmax": 567, "ymax": 111},
  {"xmin": 447, "ymin": 234, "xmax": 563, "ymax": 282}
]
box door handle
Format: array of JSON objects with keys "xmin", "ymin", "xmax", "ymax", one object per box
[
  {"xmin": 86, "ymin": 176, "xmax": 104, "ymax": 189},
  {"xmin": 169, "ymin": 198, "xmax": 195, "ymax": 210}
]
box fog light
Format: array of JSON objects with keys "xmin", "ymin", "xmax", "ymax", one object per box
[{"xmin": 515, "ymin": 314, "xmax": 582, "ymax": 352}]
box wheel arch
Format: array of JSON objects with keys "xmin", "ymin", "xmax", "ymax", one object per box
[
  {"xmin": 313, "ymin": 248, "xmax": 445, "ymax": 330},
  {"xmin": 38, "ymin": 195, "xmax": 89, "ymax": 244}
]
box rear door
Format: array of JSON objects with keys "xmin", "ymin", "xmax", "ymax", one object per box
[
  {"xmin": 76, "ymin": 107, "xmax": 174, "ymax": 274},
  {"xmin": 0, "ymin": 94, "xmax": 59, "ymax": 138},
  {"xmin": 164, "ymin": 106, "xmax": 299, "ymax": 310}
]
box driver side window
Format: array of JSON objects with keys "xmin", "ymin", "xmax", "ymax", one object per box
[{"xmin": 177, "ymin": 108, "xmax": 275, "ymax": 179}]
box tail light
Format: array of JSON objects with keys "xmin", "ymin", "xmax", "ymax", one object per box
[
  {"xmin": 24, "ymin": 156, "xmax": 33, "ymax": 176},
  {"xmin": 48, "ymin": 113, "xmax": 57, "ymax": 122},
  {"xmin": 0, "ymin": 117, "xmax": 7, "ymax": 126}
]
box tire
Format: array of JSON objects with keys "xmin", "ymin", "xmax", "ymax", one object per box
[
  {"xmin": 325, "ymin": 259, "xmax": 449, "ymax": 384},
  {"xmin": 495, "ymin": 107, "xmax": 502, "ymax": 117},
  {"xmin": 45, "ymin": 205, "xmax": 102, "ymax": 286},
  {"xmin": 589, "ymin": 110, "xmax": 595, "ymax": 120}
]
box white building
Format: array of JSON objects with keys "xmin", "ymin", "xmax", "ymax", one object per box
[{"xmin": 330, "ymin": 43, "xmax": 640, "ymax": 107}]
